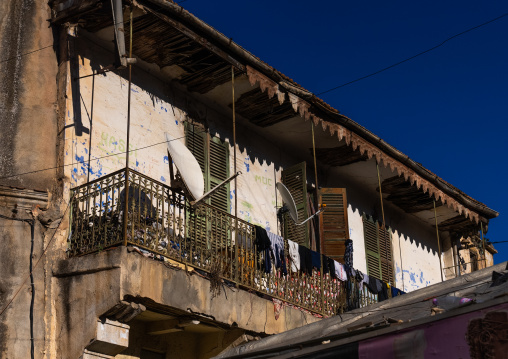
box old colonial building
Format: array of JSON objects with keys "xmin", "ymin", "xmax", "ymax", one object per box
[{"xmin": 0, "ymin": 0, "xmax": 499, "ymax": 358}]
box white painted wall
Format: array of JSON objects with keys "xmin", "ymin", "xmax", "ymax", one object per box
[
  {"xmin": 64, "ymin": 36, "xmax": 448, "ymax": 293},
  {"xmin": 327, "ymin": 163, "xmax": 444, "ymax": 292},
  {"xmin": 64, "ymin": 38, "xmax": 290, "ymax": 234}
]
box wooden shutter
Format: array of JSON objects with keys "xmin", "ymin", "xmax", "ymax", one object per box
[
  {"xmin": 363, "ymin": 215, "xmax": 394, "ymax": 284},
  {"xmin": 318, "ymin": 188, "xmax": 349, "ymax": 263},
  {"xmin": 281, "ymin": 162, "xmax": 309, "ymax": 247}
]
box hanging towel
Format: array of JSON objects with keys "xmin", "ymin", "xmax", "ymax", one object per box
[
  {"xmin": 378, "ymin": 282, "xmax": 389, "ymax": 302},
  {"xmin": 298, "ymin": 245, "xmax": 313, "ymax": 275},
  {"xmin": 254, "ymin": 225, "xmax": 272, "ymax": 274},
  {"xmin": 362, "ymin": 273, "xmax": 371, "ymax": 292},
  {"xmin": 322, "ymin": 254, "xmax": 335, "ymax": 275},
  {"xmin": 311, "ymin": 250, "xmax": 321, "ymax": 270},
  {"xmin": 288, "ymin": 240, "xmax": 300, "ymax": 273},
  {"xmin": 367, "ymin": 276, "xmax": 380, "ymax": 294},
  {"xmin": 334, "ymin": 261, "xmax": 348, "ymax": 281},
  {"xmin": 267, "ymin": 231, "xmax": 287, "ymax": 275}
]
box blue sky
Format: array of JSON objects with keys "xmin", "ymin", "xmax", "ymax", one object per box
[{"xmin": 181, "ymin": 1, "xmax": 508, "ymax": 263}]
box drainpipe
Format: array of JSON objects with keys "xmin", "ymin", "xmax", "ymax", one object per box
[{"xmin": 111, "ymin": 0, "xmax": 127, "ymax": 68}]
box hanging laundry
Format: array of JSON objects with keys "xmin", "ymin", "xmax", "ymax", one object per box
[
  {"xmin": 254, "ymin": 225, "xmax": 272, "ymax": 274},
  {"xmin": 378, "ymin": 282, "xmax": 389, "ymax": 302},
  {"xmin": 334, "ymin": 261, "xmax": 348, "ymax": 281},
  {"xmin": 267, "ymin": 231, "xmax": 287, "ymax": 275},
  {"xmin": 366, "ymin": 275, "xmax": 378, "ymax": 294},
  {"xmin": 344, "ymin": 238, "xmax": 353, "ymax": 269},
  {"xmin": 288, "ymin": 240, "xmax": 300, "ymax": 273},
  {"xmin": 311, "ymin": 251, "xmax": 321, "ymax": 271},
  {"xmin": 391, "ymin": 286, "xmax": 405, "ymax": 297},
  {"xmin": 322, "ymin": 254, "xmax": 334, "ymax": 275},
  {"xmin": 298, "ymin": 245, "xmax": 313, "ymax": 275},
  {"xmin": 361, "ymin": 273, "xmax": 370, "ymax": 292}
]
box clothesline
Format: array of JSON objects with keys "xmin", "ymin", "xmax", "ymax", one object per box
[{"xmin": 254, "ymin": 225, "xmax": 405, "ymax": 303}]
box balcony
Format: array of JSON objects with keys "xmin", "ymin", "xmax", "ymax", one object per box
[{"xmin": 69, "ymin": 168, "xmax": 378, "ymax": 317}]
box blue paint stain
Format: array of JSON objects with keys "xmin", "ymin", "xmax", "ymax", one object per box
[
  {"xmin": 112, "ymin": 141, "xmax": 118, "ymax": 145},
  {"xmin": 244, "ymin": 156, "xmax": 250, "ymax": 172},
  {"xmin": 409, "ymin": 272, "xmax": 416, "ymax": 283},
  {"xmin": 67, "ymin": 110, "xmax": 70, "ymax": 118},
  {"xmin": 160, "ymin": 176, "xmax": 166, "ymax": 182},
  {"xmin": 136, "ymin": 160, "xmax": 139, "ymax": 167},
  {"xmin": 141, "ymin": 125, "xmax": 144, "ymax": 128},
  {"xmin": 420, "ymin": 271, "xmax": 424, "ymax": 284},
  {"xmin": 163, "ymin": 156, "xmax": 169, "ymax": 164},
  {"xmin": 175, "ymin": 120, "xmax": 178, "ymax": 125},
  {"xmin": 131, "ymin": 88, "xmax": 139, "ymax": 93},
  {"xmin": 229, "ymin": 191, "xmax": 234, "ymax": 200},
  {"xmin": 265, "ymin": 222, "xmax": 271, "ymax": 232},
  {"xmin": 84, "ymin": 148, "xmax": 88, "ymax": 154}
]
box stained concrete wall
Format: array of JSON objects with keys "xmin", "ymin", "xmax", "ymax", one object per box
[
  {"xmin": 0, "ymin": 1, "xmax": 60, "ymax": 358},
  {"xmin": 0, "ymin": 0, "xmax": 58, "ymax": 190},
  {"xmin": 0, "ymin": 192, "xmax": 51, "ymax": 359},
  {"xmin": 52, "ymin": 247, "xmax": 320, "ymax": 359}
]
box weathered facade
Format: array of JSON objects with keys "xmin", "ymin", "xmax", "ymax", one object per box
[{"xmin": 0, "ymin": 0, "xmax": 500, "ymax": 358}]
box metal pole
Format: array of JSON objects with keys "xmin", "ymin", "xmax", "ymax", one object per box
[
  {"xmin": 311, "ymin": 123, "xmax": 320, "ymax": 251},
  {"xmin": 232, "ymin": 66, "xmax": 238, "ymax": 282},
  {"xmin": 480, "ymin": 222, "xmax": 487, "ymax": 269},
  {"xmin": 123, "ymin": 8, "xmax": 133, "ymax": 246},
  {"xmin": 376, "ymin": 163, "xmax": 386, "ymax": 231},
  {"xmin": 433, "ymin": 199, "xmax": 444, "ymax": 282},
  {"xmin": 87, "ymin": 72, "xmax": 95, "ymax": 183}
]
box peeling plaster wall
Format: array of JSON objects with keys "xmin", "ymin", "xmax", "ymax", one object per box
[
  {"xmin": 53, "ymin": 247, "xmax": 319, "ymax": 358},
  {"xmin": 64, "ymin": 36, "xmax": 292, "ymax": 234},
  {"xmin": 64, "ymin": 33, "xmax": 456, "ymax": 297}
]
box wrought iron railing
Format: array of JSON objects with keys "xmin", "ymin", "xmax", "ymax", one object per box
[{"xmin": 69, "ymin": 168, "xmax": 378, "ymax": 316}]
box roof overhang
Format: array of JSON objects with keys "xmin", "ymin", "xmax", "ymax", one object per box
[{"xmin": 50, "ymin": 0, "xmax": 498, "ymax": 233}]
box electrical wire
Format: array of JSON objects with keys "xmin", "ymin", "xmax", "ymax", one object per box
[
  {"xmin": 0, "ymin": 45, "xmax": 53, "ymax": 64},
  {"xmin": 0, "ymin": 130, "xmax": 206, "ymax": 181},
  {"xmin": 0, "ymin": 198, "xmax": 73, "ymax": 318},
  {"xmin": 317, "ymin": 11, "xmax": 508, "ymax": 96}
]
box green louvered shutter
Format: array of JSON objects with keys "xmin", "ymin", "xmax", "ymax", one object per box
[
  {"xmin": 185, "ymin": 124, "xmax": 208, "ymax": 247},
  {"xmin": 363, "ymin": 215, "xmax": 382, "ymax": 280},
  {"xmin": 185, "ymin": 124, "xmax": 207, "ymax": 192},
  {"xmin": 186, "ymin": 124, "xmax": 230, "ymax": 249},
  {"xmin": 209, "ymin": 136, "xmax": 230, "ymax": 212},
  {"xmin": 208, "ymin": 136, "xmax": 230, "ymax": 248},
  {"xmin": 319, "ymin": 188, "xmax": 349, "ymax": 263},
  {"xmin": 363, "ymin": 215, "xmax": 394, "ymax": 285},
  {"xmin": 281, "ymin": 162, "xmax": 309, "ymax": 247}
]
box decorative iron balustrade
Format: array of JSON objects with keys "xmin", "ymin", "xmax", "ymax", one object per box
[{"xmin": 69, "ymin": 168, "xmax": 379, "ymax": 316}]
